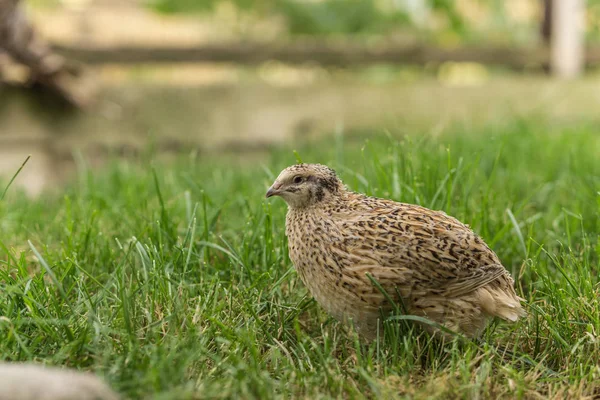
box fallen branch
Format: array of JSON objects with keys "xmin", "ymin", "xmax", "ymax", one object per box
[{"xmin": 0, "ymin": 0, "xmax": 93, "ymax": 108}]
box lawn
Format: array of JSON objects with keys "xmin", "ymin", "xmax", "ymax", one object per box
[{"xmin": 1, "ymin": 120, "xmax": 599, "ymax": 399}]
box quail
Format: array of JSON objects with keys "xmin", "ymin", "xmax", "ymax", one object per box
[{"xmin": 266, "ymin": 163, "xmax": 525, "ymax": 339}]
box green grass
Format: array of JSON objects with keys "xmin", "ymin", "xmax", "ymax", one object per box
[{"xmin": 1, "ymin": 120, "xmax": 600, "ymax": 399}]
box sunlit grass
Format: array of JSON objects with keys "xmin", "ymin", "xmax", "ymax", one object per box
[{"xmin": 1, "ymin": 120, "xmax": 599, "ymax": 398}]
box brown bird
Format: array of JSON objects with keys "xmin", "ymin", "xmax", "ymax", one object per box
[{"xmin": 266, "ymin": 163, "xmax": 525, "ymax": 339}]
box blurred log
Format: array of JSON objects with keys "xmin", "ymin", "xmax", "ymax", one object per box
[
  {"xmin": 53, "ymin": 42, "xmax": 552, "ymax": 69},
  {"xmin": 54, "ymin": 41, "xmax": 600, "ymax": 70}
]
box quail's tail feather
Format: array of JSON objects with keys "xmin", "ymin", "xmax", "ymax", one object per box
[
  {"xmin": 410, "ymin": 285, "xmax": 525, "ymax": 339},
  {"xmin": 476, "ymin": 284, "xmax": 526, "ymax": 322}
]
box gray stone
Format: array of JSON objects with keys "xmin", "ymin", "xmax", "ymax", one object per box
[{"xmin": 0, "ymin": 363, "xmax": 119, "ymax": 400}]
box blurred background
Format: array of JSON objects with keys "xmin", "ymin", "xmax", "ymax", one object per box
[{"xmin": 0, "ymin": 0, "xmax": 596, "ymax": 195}]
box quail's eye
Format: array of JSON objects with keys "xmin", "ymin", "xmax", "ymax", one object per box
[{"xmin": 293, "ymin": 176, "xmax": 303, "ymax": 184}]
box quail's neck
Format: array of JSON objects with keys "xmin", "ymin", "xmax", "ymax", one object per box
[{"xmin": 287, "ymin": 192, "xmax": 348, "ymax": 214}]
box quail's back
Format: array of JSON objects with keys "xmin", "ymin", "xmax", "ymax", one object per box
[{"xmin": 266, "ymin": 163, "xmax": 525, "ymax": 339}]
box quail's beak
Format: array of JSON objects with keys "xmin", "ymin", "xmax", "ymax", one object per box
[{"xmin": 266, "ymin": 182, "xmax": 282, "ymax": 198}]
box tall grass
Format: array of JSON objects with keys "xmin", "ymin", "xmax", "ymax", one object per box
[{"xmin": 0, "ymin": 120, "xmax": 599, "ymax": 398}]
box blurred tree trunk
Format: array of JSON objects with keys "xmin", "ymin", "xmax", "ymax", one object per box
[
  {"xmin": 0, "ymin": 0, "xmax": 91, "ymax": 107},
  {"xmin": 541, "ymin": 0, "xmax": 552, "ymax": 45},
  {"xmin": 540, "ymin": 0, "xmax": 552, "ymax": 73},
  {"xmin": 550, "ymin": 0, "xmax": 584, "ymax": 79}
]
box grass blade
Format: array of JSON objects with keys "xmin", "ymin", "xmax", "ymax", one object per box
[{"xmin": 1, "ymin": 155, "xmax": 30, "ymax": 201}]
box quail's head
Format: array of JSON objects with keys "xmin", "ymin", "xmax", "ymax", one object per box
[{"xmin": 266, "ymin": 163, "xmax": 343, "ymax": 209}]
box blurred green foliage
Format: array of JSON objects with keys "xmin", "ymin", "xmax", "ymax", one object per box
[
  {"xmin": 143, "ymin": 0, "xmax": 600, "ymax": 44},
  {"xmin": 146, "ymin": 0, "xmax": 458, "ymax": 36},
  {"xmin": 588, "ymin": 1, "xmax": 600, "ymax": 41},
  {"xmin": 143, "ymin": 0, "xmax": 551, "ymax": 44},
  {"xmin": 275, "ymin": 0, "xmax": 410, "ymax": 36}
]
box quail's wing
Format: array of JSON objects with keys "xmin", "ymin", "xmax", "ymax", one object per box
[{"xmin": 338, "ymin": 203, "xmax": 509, "ymax": 298}]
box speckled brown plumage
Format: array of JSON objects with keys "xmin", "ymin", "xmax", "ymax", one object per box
[{"xmin": 266, "ymin": 163, "xmax": 525, "ymax": 339}]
